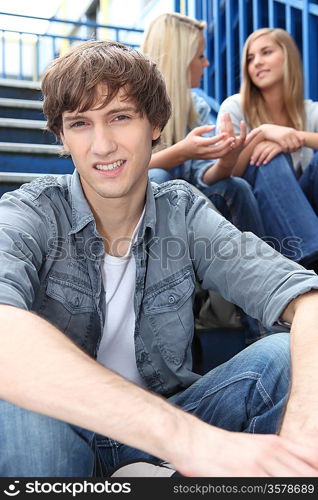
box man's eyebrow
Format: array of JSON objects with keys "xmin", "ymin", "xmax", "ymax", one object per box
[
  {"xmin": 63, "ymin": 106, "xmax": 138, "ymax": 122},
  {"xmin": 63, "ymin": 114, "xmax": 87, "ymax": 123}
]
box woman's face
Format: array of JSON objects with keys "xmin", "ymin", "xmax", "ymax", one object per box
[
  {"xmin": 188, "ymin": 33, "xmax": 209, "ymax": 88},
  {"xmin": 247, "ymin": 34, "xmax": 285, "ymax": 91}
]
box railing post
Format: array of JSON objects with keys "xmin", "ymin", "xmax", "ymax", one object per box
[
  {"xmin": 226, "ymin": 0, "xmax": 235, "ymax": 97},
  {"xmin": 302, "ymin": 0, "xmax": 310, "ymax": 99}
]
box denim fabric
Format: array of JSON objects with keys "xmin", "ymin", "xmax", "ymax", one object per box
[
  {"xmin": 244, "ymin": 153, "xmax": 318, "ymax": 265},
  {"xmin": 0, "ymin": 333, "xmax": 290, "ymax": 476},
  {"xmin": 0, "ymin": 173, "xmax": 318, "ymax": 396},
  {"xmin": 148, "ymin": 167, "xmax": 177, "ymax": 184},
  {"xmin": 201, "ymin": 177, "xmax": 265, "ymax": 235}
]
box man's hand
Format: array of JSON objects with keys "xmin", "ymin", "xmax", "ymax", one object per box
[
  {"xmin": 250, "ymin": 140, "xmax": 283, "ymax": 166},
  {"xmin": 170, "ymin": 418, "xmax": 318, "ymax": 477}
]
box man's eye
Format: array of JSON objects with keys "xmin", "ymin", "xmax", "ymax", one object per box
[
  {"xmin": 70, "ymin": 121, "xmax": 86, "ymax": 128},
  {"xmin": 114, "ymin": 115, "xmax": 129, "ymax": 121}
]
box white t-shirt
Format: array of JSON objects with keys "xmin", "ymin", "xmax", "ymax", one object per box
[{"xmin": 97, "ymin": 210, "xmax": 146, "ymax": 387}]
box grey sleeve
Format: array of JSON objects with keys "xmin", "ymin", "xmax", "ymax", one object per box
[
  {"xmin": 187, "ymin": 196, "xmax": 318, "ymax": 327},
  {"xmin": 216, "ymin": 94, "xmax": 246, "ymax": 135},
  {"xmin": 0, "ymin": 192, "xmax": 48, "ymax": 309}
]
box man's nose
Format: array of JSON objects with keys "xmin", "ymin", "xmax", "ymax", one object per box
[{"xmin": 91, "ymin": 126, "xmax": 117, "ymax": 155}]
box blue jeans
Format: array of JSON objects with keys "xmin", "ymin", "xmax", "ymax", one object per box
[
  {"xmin": 0, "ymin": 333, "xmax": 289, "ymax": 477},
  {"xmin": 244, "ymin": 152, "xmax": 318, "ymax": 266}
]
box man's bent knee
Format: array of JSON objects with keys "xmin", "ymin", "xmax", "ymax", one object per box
[{"xmin": 0, "ymin": 401, "xmax": 94, "ymax": 477}]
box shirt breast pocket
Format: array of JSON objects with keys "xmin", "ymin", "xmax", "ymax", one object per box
[
  {"xmin": 38, "ymin": 276, "xmax": 97, "ymax": 350},
  {"xmin": 143, "ymin": 271, "xmax": 195, "ymax": 365},
  {"xmin": 46, "ymin": 277, "xmax": 95, "ymax": 314}
]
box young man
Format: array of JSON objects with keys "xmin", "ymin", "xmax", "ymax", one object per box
[{"xmin": 0, "ymin": 40, "xmax": 318, "ymax": 477}]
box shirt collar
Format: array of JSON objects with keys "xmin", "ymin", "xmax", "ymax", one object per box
[
  {"xmin": 68, "ymin": 171, "xmax": 95, "ymax": 235},
  {"xmin": 68, "ymin": 171, "xmax": 157, "ymax": 237}
]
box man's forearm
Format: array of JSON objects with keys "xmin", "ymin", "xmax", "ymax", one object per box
[
  {"xmin": 280, "ymin": 291, "xmax": 318, "ymax": 439},
  {"xmin": 0, "ymin": 305, "xmax": 191, "ymax": 465}
]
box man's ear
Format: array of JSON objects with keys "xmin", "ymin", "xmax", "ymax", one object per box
[
  {"xmin": 152, "ymin": 126, "xmax": 161, "ymax": 142},
  {"xmin": 59, "ymin": 132, "xmax": 70, "ymax": 153}
]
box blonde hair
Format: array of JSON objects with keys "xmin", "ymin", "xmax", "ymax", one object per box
[
  {"xmin": 240, "ymin": 28, "xmax": 305, "ymax": 130},
  {"xmin": 141, "ymin": 12, "xmax": 206, "ymax": 148}
]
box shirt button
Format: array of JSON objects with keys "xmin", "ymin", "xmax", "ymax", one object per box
[
  {"xmin": 74, "ymin": 297, "xmax": 80, "ymax": 307},
  {"xmin": 168, "ymin": 296, "xmax": 175, "ymax": 304}
]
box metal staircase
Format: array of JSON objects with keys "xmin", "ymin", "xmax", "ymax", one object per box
[{"xmin": 0, "ymin": 78, "xmax": 74, "ymax": 196}]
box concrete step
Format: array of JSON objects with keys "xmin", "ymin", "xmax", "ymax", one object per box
[
  {"xmin": 0, "ymin": 171, "xmax": 59, "ymax": 184},
  {"xmin": 0, "ymin": 78, "xmax": 42, "ymax": 100},
  {"xmin": 0, "ymin": 142, "xmax": 61, "ymax": 155},
  {"xmin": 0, "ymin": 117, "xmax": 46, "ymax": 129},
  {"xmin": 0, "ymin": 96, "xmax": 44, "ymax": 120},
  {"xmin": 0, "ymin": 117, "xmax": 50, "ymax": 144},
  {"xmin": 0, "ymin": 97, "xmax": 42, "ymax": 110},
  {"xmin": 0, "ymin": 97, "xmax": 43, "ymax": 109}
]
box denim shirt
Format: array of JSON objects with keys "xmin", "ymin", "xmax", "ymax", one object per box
[{"xmin": 0, "ymin": 172, "xmax": 318, "ymax": 396}]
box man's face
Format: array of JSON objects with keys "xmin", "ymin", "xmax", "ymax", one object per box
[{"xmin": 60, "ymin": 87, "xmax": 160, "ymax": 206}]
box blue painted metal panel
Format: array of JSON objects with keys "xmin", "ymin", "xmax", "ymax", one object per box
[
  {"xmin": 0, "ymin": 153, "xmax": 74, "ymax": 174},
  {"xmin": 226, "ymin": 1, "xmax": 235, "ymax": 96},
  {"xmin": 195, "ymin": 0, "xmax": 318, "ymax": 107}
]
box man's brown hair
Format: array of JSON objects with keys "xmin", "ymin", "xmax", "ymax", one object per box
[{"xmin": 41, "ymin": 40, "xmax": 171, "ymax": 145}]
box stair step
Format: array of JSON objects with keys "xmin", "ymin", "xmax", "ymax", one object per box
[
  {"xmin": 0, "ymin": 171, "xmax": 59, "ymax": 184},
  {"xmin": 0, "ymin": 117, "xmax": 46, "ymax": 129},
  {"xmin": 0, "ymin": 142, "xmax": 61, "ymax": 155},
  {"xmin": 0, "ymin": 79, "xmax": 42, "ymax": 100},
  {"xmin": 0, "ymin": 97, "xmax": 43, "ymax": 109},
  {"xmin": 0, "ymin": 78, "xmax": 41, "ymax": 90}
]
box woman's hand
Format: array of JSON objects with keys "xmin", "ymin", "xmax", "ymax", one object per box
[
  {"xmin": 250, "ymin": 140, "xmax": 283, "ymax": 166},
  {"xmin": 216, "ymin": 114, "xmax": 248, "ymax": 168},
  {"xmin": 179, "ymin": 124, "xmax": 237, "ymax": 161},
  {"xmin": 257, "ymin": 124, "xmax": 305, "ymax": 152}
]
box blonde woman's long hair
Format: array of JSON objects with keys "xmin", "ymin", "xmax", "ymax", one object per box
[
  {"xmin": 241, "ymin": 27, "xmax": 305, "ymax": 130},
  {"xmin": 141, "ymin": 12, "xmax": 206, "ymax": 149}
]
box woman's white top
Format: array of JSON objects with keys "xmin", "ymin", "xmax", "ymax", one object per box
[{"xmin": 216, "ymin": 93, "xmax": 318, "ymax": 172}]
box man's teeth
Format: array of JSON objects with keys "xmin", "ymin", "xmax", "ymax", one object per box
[{"xmin": 95, "ymin": 160, "xmax": 124, "ymax": 171}]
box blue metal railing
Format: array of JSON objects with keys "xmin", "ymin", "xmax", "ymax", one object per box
[
  {"xmin": 0, "ymin": 11, "xmax": 143, "ymax": 81},
  {"xmin": 195, "ymin": 0, "xmax": 318, "ymax": 116},
  {"xmin": 1, "ymin": 2, "xmax": 318, "ymax": 117}
]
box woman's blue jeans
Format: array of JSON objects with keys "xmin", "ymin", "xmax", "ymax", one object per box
[
  {"xmin": 0, "ymin": 333, "xmax": 290, "ymax": 477},
  {"xmin": 244, "ymin": 152, "xmax": 318, "ymax": 266}
]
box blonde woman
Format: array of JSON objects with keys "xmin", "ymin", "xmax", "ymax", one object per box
[
  {"xmin": 217, "ymin": 28, "xmax": 318, "ymax": 269},
  {"xmin": 141, "ymin": 12, "xmax": 264, "ymax": 235},
  {"xmin": 141, "ymin": 13, "xmax": 273, "ymax": 344}
]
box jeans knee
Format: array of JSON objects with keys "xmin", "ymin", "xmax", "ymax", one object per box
[
  {"xmin": 258, "ymin": 153, "xmax": 295, "ymax": 177},
  {"xmin": 248, "ymin": 333, "xmax": 290, "ymax": 381},
  {"xmin": 148, "ymin": 168, "xmax": 173, "ymax": 184},
  {"xmin": 0, "ymin": 401, "xmax": 94, "ymax": 476}
]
